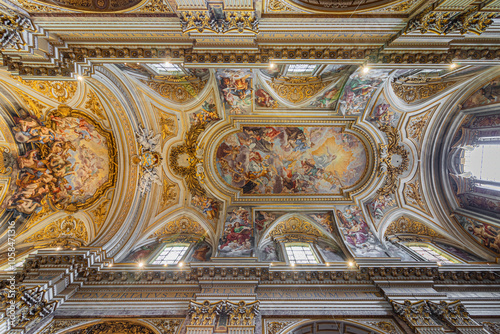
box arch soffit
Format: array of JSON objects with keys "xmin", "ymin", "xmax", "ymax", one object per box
[
  {"xmin": 422, "ymin": 67, "xmax": 500, "ymax": 249},
  {"xmin": 54, "ymin": 319, "xmax": 161, "ymax": 334}
]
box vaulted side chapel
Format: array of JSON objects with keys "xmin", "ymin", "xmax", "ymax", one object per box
[{"xmin": 1, "ymin": 1, "xmax": 500, "ymax": 333}]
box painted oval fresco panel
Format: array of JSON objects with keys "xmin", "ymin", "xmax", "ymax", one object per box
[{"xmin": 216, "ymin": 126, "xmax": 367, "ymax": 195}]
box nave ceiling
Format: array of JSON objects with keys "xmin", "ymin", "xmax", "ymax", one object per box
[{"xmin": 0, "ymin": 60, "xmax": 499, "ymax": 266}]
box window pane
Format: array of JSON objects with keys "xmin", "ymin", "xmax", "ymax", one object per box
[
  {"xmin": 287, "ymin": 64, "xmax": 317, "ymax": 76},
  {"xmin": 286, "ymin": 244, "xmax": 318, "ymax": 264},
  {"xmin": 464, "ymin": 144, "xmax": 500, "ymax": 182},
  {"xmin": 149, "ymin": 63, "xmax": 183, "ymax": 75},
  {"xmin": 409, "ymin": 245, "xmax": 456, "ymax": 264},
  {"xmin": 151, "ymin": 245, "xmax": 189, "ymax": 265}
]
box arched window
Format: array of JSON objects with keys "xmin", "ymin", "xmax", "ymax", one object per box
[
  {"xmin": 407, "ymin": 243, "xmax": 460, "ymax": 265},
  {"xmin": 150, "ymin": 243, "xmax": 190, "ymax": 265}
]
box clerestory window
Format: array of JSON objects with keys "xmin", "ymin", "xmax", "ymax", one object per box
[
  {"xmin": 464, "ymin": 144, "xmax": 500, "ymax": 183},
  {"xmin": 150, "ymin": 244, "xmax": 189, "ymax": 265},
  {"xmin": 285, "ymin": 243, "xmax": 319, "ymax": 264},
  {"xmin": 408, "ymin": 244, "xmax": 459, "ymax": 264}
]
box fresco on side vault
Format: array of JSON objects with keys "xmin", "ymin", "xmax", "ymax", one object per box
[
  {"xmin": 367, "ymin": 95, "xmax": 402, "ymax": 128},
  {"xmin": 255, "ymin": 83, "xmax": 279, "ymax": 109},
  {"xmin": 216, "ymin": 126, "xmax": 367, "ymax": 195},
  {"xmin": 255, "ymin": 211, "xmax": 286, "ymax": 232},
  {"xmin": 257, "ymin": 241, "xmax": 280, "ymax": 262},
  {"xmin": 186, "ymin": 240, "xmax": 212, "ymax": 262},
  {"xmin": 317, "ymin": 240, "xmax": 346, "ymax": 262},
  {"xmin": 310, "ymin": 82, "xmax": 343, "ymax": 109},
  {"xmin": 218, "ymin": 207, "xmax": 254, "ymax": 257},
  {"xmin": 188, "ymin": 98, "xmax": 220, "ymax": 126},
  {"xmin": 462, "ymin": 75, "xmax": 500, "ymax": 109},
  {"xmin": 432, "ymin": 242, "xmax": 484, "ymax": 262},
  {"xmin": 366, "ymin": 194, "xmax": 397, "ymax": 224},
  {"xmin": 339, "ymin": 69, "xmax": 391, "ymax": 116},
  {"xmin": 2, "ymin": 106, "xmax": 116, "ymax": 215},
  {"xmin": 121, "ymin": 241, "xmax": 161, "ymax": 263},
  {"xmin": 456, "ymin": 214, "xmax": 500, "ymax": 254},
  {"xmin": 216, "ymin": 69, "xmax": 253, "ymax": 115},
  {"xmin": 335, "ymin": 205, "xmax": 414, "ymax": 260}
]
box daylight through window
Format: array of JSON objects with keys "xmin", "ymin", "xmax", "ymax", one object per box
[
  {"xmin": 464, "ymin": 144, "xmax": 500, "ymax": 183},
  {"xmin": 408, "ymin": 245, "xmax": 457, "ymax": 264},
  {"xmin": 285, "ymin": 244, "xmax": 318, "ymax": 264},
  {"xmin": 151, "ymin": 244, "xmax": 189, "ymax": 265}
]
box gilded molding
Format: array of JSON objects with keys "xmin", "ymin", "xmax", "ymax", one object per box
[
  {"xmin": 39, "ymin": 319, "xmax": 91, "ymax": 334},
  {"xmin": 385, "ymin": 216, "xmax": 443, "ymax": 238},
  {"xmin": 12, "ymin": 88, "xmax": 48, "ymax": 119},
  {"xmin": 159, "ymin": 179, "xmax": 178, "ymax": 211},
  {"xmin": 377, "ymin": 124, "xmax": 409, "ymax": 197},
  {"xmin": 266, "ymin": 321, "xmax": 296, "ymax": 334},
  {"xmin": 25, "ymin": 216, "xmax": 89, "ymax": 245}
]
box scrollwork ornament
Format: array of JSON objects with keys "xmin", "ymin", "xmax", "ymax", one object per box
[
  {"xmin": 134, "ymin": 126, "xmax": 163, "ymax": 196},
  {"xmin": 390, "ymin": 299, "xmax": 437, "ymax": 331}
]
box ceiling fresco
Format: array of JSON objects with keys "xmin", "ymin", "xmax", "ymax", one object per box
[{"xmin": 1, "ymin": 61, "xmax": 500, "ymax": 267}]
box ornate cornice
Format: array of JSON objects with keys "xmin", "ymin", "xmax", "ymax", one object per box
[{"xmin": 0, "ymin": 4, "xmax": 36, "ymax": 50}]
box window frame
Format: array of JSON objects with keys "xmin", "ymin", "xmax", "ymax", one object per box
[
  {"xmin": 150, "ymin": 243, "xmax": 190, "ymax": 266},
  {"xmin": 406, "ymin": 242, "xmax": 461, "ymax": 265},
  {"xmin": 284, "ymin": 242, "xmax": 320, "ymax": 265}
]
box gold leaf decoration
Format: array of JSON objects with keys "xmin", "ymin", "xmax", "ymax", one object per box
[
  {"xmin": 85, "ymin": 89, "xmax": 106, "ymax": 119},
  {"xmin": 25, "ymin": 216, "xmax": 89, "ymax": 244},
  {"xmin": 391, "ymin": 79, "xmax": 456, "ymax": 104},
  {"xmin": 267, "ymin": 0, "xmax": 296, "ymax": 12},
  {"xmin": 0, "ymin": 146, "xmax": 12, "ymax": 175},
  {"xmin": 169, "ymin": 122, "xmax": 207, "ymax": 196},
  {"xmin": 14, "ymin": 89, "xmax": 47, "ymax": 119},
  {"xmin": 269, "ymin": 216, "xmax": 325, "ymax": 238},
  {"xmin": 406, "ymin": 107, "xmax": 435, "ymax": 144},
  {"xmin": 92, "ymin": 199, "xmax": 110, "ymax": 227},
  {"xmin": 160, "ymin": 180, "xmax": 178, "ymax": 209},
  {"xmin": 137, "ymin": 0, "xmax": 171, "ymax": 12},
  {"xmin": 141, "ymin": 78, "xmax": 207, "ymax": 104},
  {"xmin": 266, "ymin": 76, "xmax": 333, "ymax": 104},
  {"xmin": 385, "ymin": 216, "xmax": 443, "ymax": 238},
  {"xmin": 377, "ymin": 124, "xmax": 410, "ymax": 197},
  {"xmin": 159, "ymin": 114, "xmax": 176, "ymax": 141},
  {"xmin": 13, "ymin": 77, "xmax": 77, "ymax": 103},
  {"xmin": 22, "ymin": 198, "xmax": 53, "ymax": 232},
  {"xmin": 152, "ymin": 216, "xmax": 205, "ymax": 238}
]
